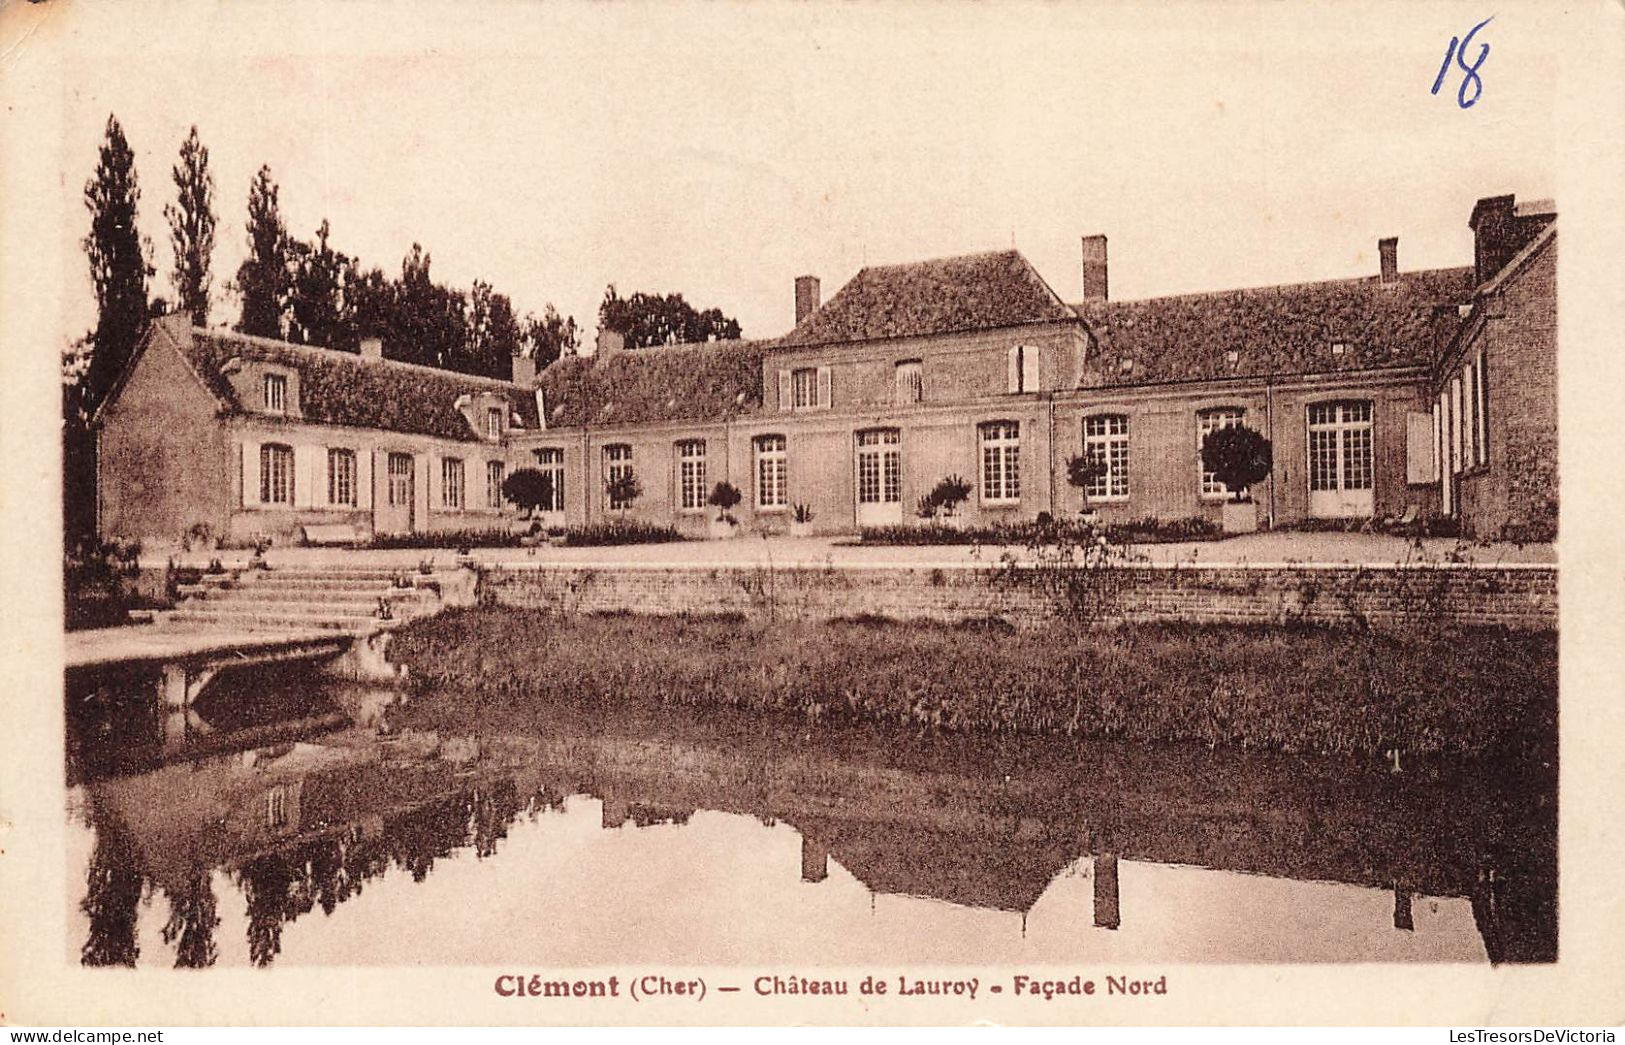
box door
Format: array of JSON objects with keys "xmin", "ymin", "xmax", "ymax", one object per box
[
  {"xmin": 1307, "ymin": 401, "xmax": 1375, "ymax": 518},
  {"xmin": 377, "ymin": 452, "xmax": 416, "ymax": 534},
  {"xmin": 854, "ymin": 429, "xmax": 902, "ymax": 527}
]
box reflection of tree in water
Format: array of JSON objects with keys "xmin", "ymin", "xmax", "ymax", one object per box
[
  {"xmin": 232, "ymin": 780, "xmax": 543, "ymax": 966},
  {"xmin": 81, "ymin": 820, "xmax": 143, "ymax": 967},
  {"xmin": 161, "ymin": 870, "xmax": 220, "ymax": 969}
]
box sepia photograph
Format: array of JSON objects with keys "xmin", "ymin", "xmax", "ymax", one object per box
[{"xmin": 4, "ymin": 0, "xmax": 1622, "ymax": 1030}]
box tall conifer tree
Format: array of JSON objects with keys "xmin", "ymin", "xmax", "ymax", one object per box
[{"xmin": 164, "ymin": 125, "xmax": 216, "ymax": 327}]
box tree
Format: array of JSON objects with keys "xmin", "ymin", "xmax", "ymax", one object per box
[
  {"xmin": 164, "ymin": 125, "xmax": 216, "ymax": 326},
  {"xmin": 598, "ymin": 285, "xmax": 742, "ymax": 348},
  {"xmin": 287, "ymin": 219, "xmax": 355, "ymax": 349},
  {"xmin": 1066, "ymin": 452, "xmax": 1109, "ymax": 511},
  {"xmin": 523, "ymin": 303, "xmax": 579, "ymax": 368},
  {"xmin": 393, "ymin": 244, "xmax": 467, "ymax": 369},
  {"xmin": 236, "ymin": 165, "xmax": 290, "ymax": 338},
  {"xmin": 82, "ymin": 114, "xmax": 154, "ymax": 410},
  {"xmin": 464, "ymin": 279, "xmax": 523, "ymax": 379},
  {"xmin": 500, "ymin": 468, "xmax": 555, "ymax": 518},
  {"xmin": 1201, "ymin": 424, "xmax": 1273, "ymax": 502}
]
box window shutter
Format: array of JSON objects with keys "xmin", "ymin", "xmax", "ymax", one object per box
[
  {"xmin": 1406, "ymin": 411, "xmax": 1436, "ymax": 485},
  {"xmin": 1021, "ymin": 345, "xmax": 1039, "ymax": 393},
  {"xmin": 816, "ymin": 366, "xmax": 832, "ymax": 409},
  {"xmin": 778, "ymin": 369, "xmax": 792, "ymax": 412},
  {"xmin": 242, "ymin": 441, "xmax": 261, "ymax": 506},
  {"xmin": 292, "ymin": 445, "xmax": 319, "ymax": 508},
  {"xmin": 1007, "ymin": 346, "xmax": 1021, "ymax": 392}
]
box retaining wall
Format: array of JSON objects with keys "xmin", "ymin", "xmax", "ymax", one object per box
[{"xmin": 481, "ymin": 561, "xmax": 1557, "ymax": 631}]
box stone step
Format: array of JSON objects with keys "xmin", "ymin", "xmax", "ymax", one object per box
[
  {"xmin": 164, "ymin": 608, "xmax": 386, "ymax": 631},
  {"xmin": 196, "ymin": 586, "xmax": 434, "ymax": 605},
  {"xmin": 260, "ymin": 568, "xmax": 424, "ymax": 581},
  {"xmin": 238, "ymin": 576, "xmax": 422, "ymax": 593},
  {"xmin": 186, "ymin": 596, "xmax": 402, "ymax": 615}
]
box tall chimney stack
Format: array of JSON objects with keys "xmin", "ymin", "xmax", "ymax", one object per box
[
  {"xmin": 1378, "ymin": 237, "xmax": 1399, "ymax": 284},
  {"xmin": 1469, "ymin": 195, "xmax": 1517, "ymax": 286},
  {"xmin": 1081, "ymin": 235, "xmax": 1108, "ymax": 302},
  {"xmin": 359, "ymin": 336, "xmax": 383, "ymax": 361},
  {"xmin": 794, "ymin": 275, "xmax": 821, "ymax": 325},
  {"xmin": 510, "ymin": 353, "xmax": 537, "ymax": 387}
]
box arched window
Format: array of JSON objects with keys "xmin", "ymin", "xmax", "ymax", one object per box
[
  {"xmin": 260, "ymin": 443, "xmax": 294, "ymax": 504},
  {"xmin": 603, "ymin": 444, "xmax": 635, "ymax": 510},
  {"xmin": 1083, "ymin": 415, "xmax": 1129, "ymax": 500},
  {"xmin": 979, "ymin": 421, "xmax": 1021, "ymax": 503},
  {"xmin": 754, "ymin": 435, "xmax": 787, "ymax": 509},
  {"xmin": 676, "ymin": 440, "xmax": 707, "ymax": 511}
]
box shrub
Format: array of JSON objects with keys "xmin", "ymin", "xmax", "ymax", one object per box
[
  {"xmin": 561, "ymin": 521, "xmax": 685, "ymax": 546},
  {"xmin": 1065, "ymin": 452, "xmax": 1109, "ymax": 507},
  {"xmin": 605, "ymin": 473, "xmax": 643, "ymax": 514},
  {"xmin": 792, "ymin": 503, "xmax": 815, "ymax": 524},
  {"xmin": 368, "ymin": 528, "xmax": 522, "ymax": 550},
  {"xmin": 1201, "ymin": 424, "xmax": 1273, "ymax": 502},
  {"xmin": 860, "ymin": 516, "xmax": 1221, "ymax": 546}
]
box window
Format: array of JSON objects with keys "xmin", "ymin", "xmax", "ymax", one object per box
[
  {"xmin": 441, "ymin": 457, "xmax": 465, "ymax": 509},
  {"xmin": 792, "ymin": 367, "xmax": 819, "ymax": 409},
  {"xmin": 604, "ymin": 444, "xmax": 634, "ymax": 510},
  {"xmin": 260, "ymin": 443, "xmax": 294, "ymax": 504},
  {"xmin": 895, "ymin": 360, "xmax": 923, "ymax": 405},
  {"xmin": 755, "ymin": 435, "xmax": 787, "ymax": 509},
  {"xmin": 677, "ymin": 440, "xmax": 707, "ymax": 511},
  {"xmin": 535, "ymin": 447, "xmax": 566, "ymax": 512},
  {"xmin": 265, "ymin": 785, "xmax": 289, "ymax": 829},
  {"xmin": 486, "ymin": 407, "xmax": 504, "ymax": 440},
  {"xmin": 1197, "ymin": 408, "xmax": 1245, "ymax": 498},
  {"xmin": 1475, "ymin": 349, "xmax": 1490, "ymax": 468},
  {"xmin": 856, "ymin": 429, "xmax": 901, "ymax": 505},
  {"xmin": 1308, "ymin": 400, "xmax": 1373, "ymax": 491},
  {"xmin": 327, "ymin": 448, "xmax": 357, "ymax": 506},
  {"xmin": 263, "ymin": 373, "xmax": 288, "ymax": 414},
  {"xmin": 979, "ymin": 421, "xmax": 1021, "ymax": 503},
  {"xmin": 1083, "ymin": 415, "xmax": 1130, "ymax": 500},
  {"xmin": 1450, "ymin": 376, "xmax": 1464, "ymax": 476},
  {"xmin": 487, "ymin": 461, "xmax": 506, "ymax": 510}
]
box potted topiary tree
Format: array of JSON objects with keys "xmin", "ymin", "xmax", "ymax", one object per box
[
  {"xmin": 928, "ymin": 475, "xmax": 972, "ymax": 528},
  {"xmin": 605, "ymin": 472, "xmax": 643, "ymax": 522},
  {"xmin": 1202, "ymin": 424, "xmax": 1272, "ymax": 533},
  {"xmin": 1066, "ymin": 452, "xmax": 1109, "ymax": 523},
  {"xmin": 707, "ymin": 480, "xmax": 743, "ymax": 538}
]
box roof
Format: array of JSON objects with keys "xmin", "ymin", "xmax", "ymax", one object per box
[
  {"xmin": 1477, "ymin": 220, "xmax": 1556, "ymax": 298},
  {"xmin": 1074, "ymin": 266, "xmax": 1476, "ymax": 386},
  {"xmin": 179, "ymin": 327, "xmax": 541, "ymax": 441},
  {"xmin": 536, "ymin": 339, "xmax": 765, "ymax": 428},
  {"xmin": 779, "ymin": 249, "xmax": 1076, "ymax": 348}
]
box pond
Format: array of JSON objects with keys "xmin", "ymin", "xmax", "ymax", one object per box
[{"xmin": 64, "ymin": 661, "xmax": 1556, "ymax": 968}]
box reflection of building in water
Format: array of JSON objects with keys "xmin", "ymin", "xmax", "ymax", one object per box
[{"xmin": 79, "ymin": 713, "xmax": 1553, "ymax": 967}]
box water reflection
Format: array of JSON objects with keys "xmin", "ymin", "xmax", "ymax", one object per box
[{"xmin": 65, "ymin": 666, "xmax": 1556, "ymax": 967}]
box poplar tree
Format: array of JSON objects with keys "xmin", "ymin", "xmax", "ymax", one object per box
[
  {"xmin": 235, "ymin": 165, "xmax": 290, "ymax": 338},
  {"xmin": 164, "ymin": 125, "xmax": 216, "ymax": 326},
  {"xmin": 82, "ymin": 114, "xmax": 153, "ymax": 409}
]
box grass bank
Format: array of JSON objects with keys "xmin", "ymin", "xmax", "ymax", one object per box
[{"xmin": 388, "ymin": 608, "xmax": 1556, "ymax": 762}]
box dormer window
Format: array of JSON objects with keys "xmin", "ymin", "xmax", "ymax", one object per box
[
  {"xmin": 263, "ymin": 373, "xmax": 288, "ymax": 414},
  {"xmin": 1331, "ymin": 341, "xmax": 1349, "ymax": 357},
  {"xmin": 486, "ymin": 406, "xmax": 504, "ymax": 439}
]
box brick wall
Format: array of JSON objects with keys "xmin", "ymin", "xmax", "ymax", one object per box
[{"xmin": 482, "ymin": 562, "xmax": 1556, "ymax": 631}]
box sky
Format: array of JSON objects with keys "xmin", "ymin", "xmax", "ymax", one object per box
[{"xmin": 27, "ymin": 0, "xmax": 1558, "ymax": 347}]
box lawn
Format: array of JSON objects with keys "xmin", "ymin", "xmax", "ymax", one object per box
[{"xmin": 389, "ymin": 608, "xmax": 1556, "ymax": 763}]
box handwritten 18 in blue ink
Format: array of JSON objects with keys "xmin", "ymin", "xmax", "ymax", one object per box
[{"xmin": 1433, "ymin": 16, "xmax": 1493, "ymax": 109}]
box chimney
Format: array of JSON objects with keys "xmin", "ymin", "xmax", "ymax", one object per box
[
  {"xmin": 359, "ymin": 336, "xmax": 383, "ymax": 362},
  {"xmin": 510, "ymin": 353, "xmax": 536, "ymax": 387},
  {"xmin": 1378, "ymin": 237, "xmax": 1398, "ymax": 284},
  {"xmin": 595, "ymin": 328, "xmax": 625, "ymax": 360},
  {"xmin": 1081, "ymin": 235, "xmax": 1108, "ymax": 302},
  {"xmin": 1468, "ymin": 194, "xmax": 1518, "ymax": 286},
  {"xmin": 794, "ymin": 275, "xmax": 821, "ymax": 325}
]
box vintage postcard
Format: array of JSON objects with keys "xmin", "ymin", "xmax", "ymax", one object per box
[{"xmin": 2, "ymin": 0, "xmax": 1622, "ymax": 1029}]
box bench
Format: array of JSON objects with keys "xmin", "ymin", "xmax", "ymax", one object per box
[{"xmin": 301, "ymin": 523, "xmax": 366, "ymax": 547}]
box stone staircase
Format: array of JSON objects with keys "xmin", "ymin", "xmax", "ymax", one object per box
[{"xmin": 164, "ymin": 566, "xmax": 445, "ymax": 632}]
